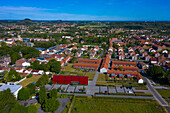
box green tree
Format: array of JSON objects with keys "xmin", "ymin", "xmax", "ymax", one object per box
[
  {"xmin": 27, "ymin": 84, "xmax": 36, "ymax": 94},
  {"xmin": 27, "ymin": 104, "xmax": 37, "ymax": 113},
  {"xmin": 1, "ymin": 42, "xmax": 6, "ymax": 47},
  {"xmin": 10, "ymin": 103, "xmax": 27, "ymax": 113},
  {"xmin": 148, "ymin": 65, "xmax": 165, "ymax": 79},
  {"xmin": 118, "ymin": 66, "xmax": 123, "ymax": 71},
  {"xmin": 70, "ymin": 57, "xmax": 78, "ymax": 63},
  {"xmin": 0, "ymin": 88, "xmax": 17, "ymax": 113},
  {"xmin": 9, "ymin": 52, "xmax": 21, "ymax": 64},
  {"xmin": 7, "ymin": 69, "xmax": 21, "ymax": 82},
  {"xmin": 39, "ymin": 86, "xmax": 47, "ymax": 104},
  {"xmin": 49, "ymin": 88, "xmax": 58, "ymax": 99},
  {"xmin": 42, "ymin": 98, "xmax": 48, "ymax": 112},
  {"xmin": 36, "ymin": 73, "xmax": 49, "ymax": 87},
  {"xmin": 46, "ymin": 98, "xmax": 60, "ymax": 112},
  {"xmin": 18, "ymin": 88, "xmax": 31, "ymax": 100},
  {"xmin": 47, "ymin": 59, "xmax": 61, "ymax": 73}
]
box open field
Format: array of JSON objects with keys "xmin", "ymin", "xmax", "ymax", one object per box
[
  {"xmin": 78, "ymin": 72, "xmax": 95, "ymax": 81},
  {"xmin": 97, "ymin": 74, "xmax": 107, "ymax": 81},
  {"xmin": 71, "ymin": 97, "xmax": 166, "ymax": 113},
  {"xmin": 156, "ymin": 89, "xmax": 170, "ymax": 103},
  {"xmin": 71, "ymin": 96, "xmax": 167, "ymax": 113},
  {"xmin": 96, "ymin": 81, "xmax": 121, "ymax": 86},
  {"xmin": 19, "ymin": 75, "xmax": 41, "ymax": 87},
  {"xmin": 78, "ymin": 25, "xmax": 108, "ymax": 28},
  {"xmin": 64, "ymin": 63, "xmax": 76, "ymax": 72}
]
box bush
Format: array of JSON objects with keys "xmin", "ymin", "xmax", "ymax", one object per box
[
  {"xmin": 27, "ymin": 74, "xmax": 33, "ymax": 78},
  {"xmin": 18, "ymin": 88, "xmax": 31, "ymax": 100},
  {"xmin": 42, "ymin": 98, "xmax": 60, "ymax": 112},
  {"xmin": 27, "ymin": 104, "xmax": 37, "ymax": 113},
  {"xmin": 27, "ymin": 84, "xmax": 36, "ymax": 94},
  {"xmin": 49, "ymin": 88, "xmax": 58, "ymax": 99}
]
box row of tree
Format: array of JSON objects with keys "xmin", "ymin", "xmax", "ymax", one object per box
[
  {"xmin": 28, "ymin": 59, "xmax": 61, "ymax": 73},
  {"xmin": 39, "ymin": 86, "xmax": 60, "ymax": 112},
  {"xmin": 18, "ymin": 84, "xmax": 36, "ymax": 100},
  {"xmin": 0, "ymin": 45, "xmax": 40, "ymax": 64},
  {"xmin": 0, "ymin": 88, "xmax": 37, "ymax": 113},
  {"xmin": 147, "ymin": 65, "xmax": 170, "ymax": 85}
]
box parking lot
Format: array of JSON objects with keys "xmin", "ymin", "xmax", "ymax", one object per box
[{"xmin": 46, "ymin": 84, "xmax": 136, "ymax": 94}]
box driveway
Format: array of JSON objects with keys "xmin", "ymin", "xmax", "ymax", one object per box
[{"xmin": 55, "ymin": 97, "xmax": 70, "ymax": 113}]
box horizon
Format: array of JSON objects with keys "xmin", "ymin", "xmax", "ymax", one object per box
[
  {"xmin": 0, "ymin": 19, "xmax": 170, "ymax": 22},
  {"xmin": 0, "ymin": 0, "xmax": 170, "ymax": 21}
]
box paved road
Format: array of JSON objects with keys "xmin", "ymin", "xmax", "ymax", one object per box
[
  {"xmin": 86, "ymin": 71, "xmax": 99, "ymax": 95},
  {"xmin": 55, "ymin": 98, "xmax": 70, "ymax": 113},
  {"xmin": 143, "ymin": 77, "xmax": 168, "ymax": 106},
  {"xmin": 18, "ymin": 99, "xmax": 38, "ymax": 107}
]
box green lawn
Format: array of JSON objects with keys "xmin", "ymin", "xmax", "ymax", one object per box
[
  {"xmin": 78, "ymin": 72, "xmax": 95, "ymax": 81},
  {"xmin": 64, "ymin": 63, "xmax": 76, "ymax": 72},
  {"xmin": 71, "ymin": 97, "xmax": 167, "ymax": 113},
  {"xmin": 97, "ymin": 74, "xmax": 107, "ymax": 81},
  {"xmin": 156, "ymin": 89, "xmax": 170, "ymax": 103}
]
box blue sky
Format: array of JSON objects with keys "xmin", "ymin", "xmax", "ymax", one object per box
[{"xmin": 0, "ymin": 0, "xmax": 170, "ymax": 20}]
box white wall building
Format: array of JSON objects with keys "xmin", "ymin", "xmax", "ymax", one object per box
[{"xmin": 0, "ymin": 85, "xmax": 22, "ymax": 98}]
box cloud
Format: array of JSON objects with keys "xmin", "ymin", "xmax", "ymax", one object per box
[
  {"xmin": 0, "ymin": 6, "xmax": 131, "ymax": 20},
  {"xmin": 0, "ymin": 6, "xmax": 54, "ymax": 11}
]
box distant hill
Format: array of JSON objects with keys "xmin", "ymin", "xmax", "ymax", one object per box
[{"xmin": 18, "ymin": 18, "xmax": 36, "ymax": 25}]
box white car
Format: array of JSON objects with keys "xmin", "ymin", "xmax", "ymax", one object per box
[{"xmin": 127, "ymin": 91, "xmax": 133, "ymax": 94}]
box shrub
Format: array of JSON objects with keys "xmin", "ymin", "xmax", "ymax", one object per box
[
  {"xmin": 27, "ymin": 104, "xmax": 37, "ymax": 113},
  {"xmin": 27, "ymin": 74, "xmax": 33, "ymax": 78},
  {"xmin": 27, "ymin": 84, "xmax": 36, "ymax": 94},
  {"xmin": 49, "ymin": 88, "xmax": 58, "ymax": 99},
  {"xmin": 18, "ymin": 88, "xmax": 31, "ymax": 100}
]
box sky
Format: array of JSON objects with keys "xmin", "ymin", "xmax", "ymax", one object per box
[{"xmin": 0, "ymin": 0, "xmax": 170, "ymax": 21}]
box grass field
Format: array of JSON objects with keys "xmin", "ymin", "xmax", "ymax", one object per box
[
  {"xmin": 71, "ymin": 96, "xmax": 167, "ymax": 113},
  {"xmin": 97, "ymin": 74, "xmax": 107, "ymax": 81},
  {"xmin": 64, "ymin": 64, "xmax": 76, "ymax": 72},
  {"xmin": 78, "ymin": 25, "xmax": 108, "ymax": 28},
  {"xmin": 96, "ymin": 81, "xmax": 121, "ymax": 86},
  {"xmin": 78, "ymin": 72, "xmax": 95, "ymax": 81},
  {"xmin": 19, "ymin": 76, "xmax": 41, "ymax": 87},
  {"xmin": 156, "ymin": 89, "xmax": 170, "ymax": 103}
]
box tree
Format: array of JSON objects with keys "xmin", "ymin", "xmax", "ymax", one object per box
[
  {"xmin": 70, "ymin": 57, "xmax": 78, "ymax": 63},
  {"xmin": 148, "ymin": 65, "xmax": 164, "ymax": 79},
  {"xmin": 36, "ymin": 73, "xmax": 49, "ymax": 87},
  {"xmin": 42, "ymin": 98, "xmax": 48, "ymax": 112},
  {"xmin": 46, "ymin": 98, "xmax": 60, "ymax": 112},
  {"xmin": 10, "ymin": 103, "xmax": 27, "ymax": 113},
  {"xmin": 9, "ymin": 52, "xmax": 21, "ymax": 64},
  {"xmin": 39, "ymin": 86, "xmax": 47, "ymax": 104},
  {"xmin": 0, "ymin": 88, "xmax": 17, "ymax": 113},
  {"xmin": 165, "ymin": 70, "xmax": 170, "ymax": 84},
  {"xmin": 118, "ymin": 66, "xmax": 123, "ymax": 71},
  {"xmin": 27, "ymin": 84, "xmax": 36, "ymax": 94},
  {"xmin": 47, "ymin": 59, "xmax": 61, "ymax": 73},
  {"xmin": 49, "ymin": 88, "xmax": 58, "ymax": 99},
  {"xmin": 27, "ymin": 74, "xmax": 33, "ymax": 78},
  {"xmin": 18, "ymin": 88, "xmax": 31, "ymax": 100},
  {"xmin": 1, "ymin": 42, "xmax": 6, "ymax": 47},
  {"xmin": 113, "ymin": 43, "xmax": 119, "ymax": 49},
  {"xmin": 27, "ymin": 104, "xmax": 37, "ymax": 113},
  {"xmin": 7, "ymin": 69, "xmax": 21, "ymax": 82}
]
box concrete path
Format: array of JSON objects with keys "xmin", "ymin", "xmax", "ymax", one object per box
[
  {"xmin": 86, "ymin": 71, "xmax": 99, "ymax": 95},
  {"xmin": 55, "ymin": 98, "xmax": 70, "ymax": 113},
  {"xmin": 143, "ymin": 77, "xmax": 168, "ymax": 106}
]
